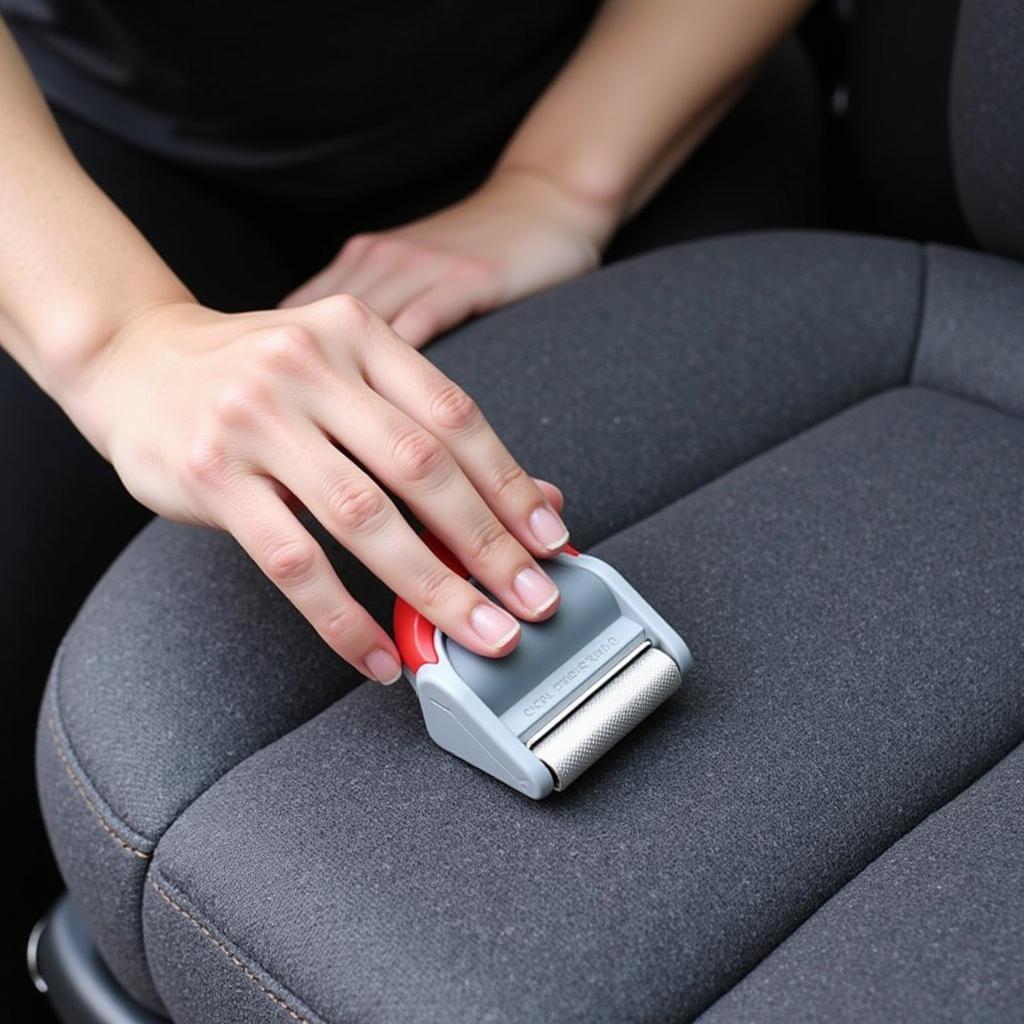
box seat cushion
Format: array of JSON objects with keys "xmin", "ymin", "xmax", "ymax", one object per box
[
  {"xmin": 37, "ymin": 233, "xmax": 1024, "ymax": 1021},
  {"xmin": 142, "ymin": 387, "xmax": 1024, "ymax": 1023},
  {"xmin": 696, "ymin": 739, "xmax": 1024, "ymax": 1023},
  {"xmin": 36, "ymin": 230, "xmax": 925, "ymax": 1009}
]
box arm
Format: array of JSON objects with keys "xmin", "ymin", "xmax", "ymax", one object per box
[
  {"xmin": 495, "ymin": 0, "xmax": 810, "ymax": 227},
  {"xmin": 0, "ymin": 18, "xmax": 572, "ymax": 679},
  {"xmin": 0, "ymin": 22, "xmax": 190, "ymax": 411},
  {"xmin": 284, "ymin": 0, "xmax": 811, "ymax": 344}
]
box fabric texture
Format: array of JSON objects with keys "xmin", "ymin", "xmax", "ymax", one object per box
[
  {"xmin": 913, "ymin": 245, "xmax": 1024, "ymax": 420},
  {"xmin": 696, "ymin": 740, "xmax": 1024, "ymax": 1024},
  {"xmin": 35, "ymin": 230, "xmax": 924, "ymax": 1011},
  {"xmin": 142, "ymin": 388, "xmax": 1024, "ymax": 1023},
  {"xmin": 35, "ymin": 233, "xmax": 1024, "ymax": 1022},
  {"xmin": 951, "ymin": 0, "xmax": 1024, "ymax": 260}
]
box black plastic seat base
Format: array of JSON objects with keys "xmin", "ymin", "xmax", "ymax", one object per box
[{"xmin": 33, "ymin": 894, "xmax": 167, "ymax": 1024}]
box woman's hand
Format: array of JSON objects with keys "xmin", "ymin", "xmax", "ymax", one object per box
[
  {"xmin": 280, "ymin": 168, "xmax": 616, "ymax": 348},
  {"xmin": 67, "ymin": 295, "xmax": 571, "ymax": 682}
]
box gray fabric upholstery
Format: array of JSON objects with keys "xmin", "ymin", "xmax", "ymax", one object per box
[
  {"xmin": 37, "ymin": 229, "xmax": 1024, "ymax": 1022},
  {"xmin": 37, "ymin": 678, "xmax": 158, "ymax": 1007},
  {"xmin": 142, "ymin": 388, "xmax": 1024, "ymax": 1023},
  {"xmin": 36, "ymin": 523, "xmax": 373, "ymax": 1011},
  {"xmin": 427, "ymin": 231, "xmax": 921, "ymax": 547},
  {"xmin": 36, "ymin": 231, "xmax": 924, "ymax": 1008},
  {"xmin": 912, "ymin": 245, "xmax": 1024, "ymax": 419},
  {"xmin": 951, "ymin": 0, "xmax": 1024, "ymax": 261},
  {"xmin": 696, "ymin": 740, "xmax": 1024, "ymax": 1024}
]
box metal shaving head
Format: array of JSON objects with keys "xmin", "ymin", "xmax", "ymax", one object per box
[{"xmin": 531, "ymin": 646, "xmax": 681, "ymax": 791}]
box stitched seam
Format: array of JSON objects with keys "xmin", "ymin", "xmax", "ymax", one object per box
[
  {"xmin": 46, "ymin": 639, "xmax": 155, "ymax": 859},
  {"xmin": 47, "ymin": 713, "xmax": 151, "ymax": 860},
  {"xmin": 149, "ymin": 873, "xmax": 325, "ymax": 1024}
]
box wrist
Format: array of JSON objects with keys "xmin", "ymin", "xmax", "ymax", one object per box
[
  {"xmin": 43, "ymin": 291, "xmax": 194, "ymax": 456},
  {"xmin": 485, "ymin": 163, "xmax": 622, "ymax": 253}
]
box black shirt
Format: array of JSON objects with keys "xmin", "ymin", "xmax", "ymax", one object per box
[{"xmin": 2, "ymin": 1, "xmax": 597, "ymax": 198}]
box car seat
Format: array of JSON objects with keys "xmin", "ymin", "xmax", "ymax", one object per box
[{"xmin": 32, "ymin": 0, "xmax": 1024, "ymax": 1020}]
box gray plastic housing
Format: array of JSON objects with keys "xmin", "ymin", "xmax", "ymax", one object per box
[{"xmin": 410, "ymin": 551, "xmax": 692, "ymax": 799}]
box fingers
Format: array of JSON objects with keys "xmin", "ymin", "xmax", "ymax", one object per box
[
  {"xmin": 254, "ymin": 423, "xmax": 527, "ymax": 658},
  {"xmin": 358, "ymin": 327, "xmax": 571, "ymax": 558},
  {"xmin": 279, "ymin": 235, "xmax": 377, "ymax": 309},
  {"xmin": 226, "ymin": 299, "xmax": 570, "ymax": 665},
  {"xmin": 223, "ymin": 477, "xmax": 404, "ymax": 684},
  {"xmin": 310, "ymin": 382, "xmax": 561, "ymax": 623},
  {"xmin": 282, "ymin": 234, "xmax": 421, "ymax": 315},
  {"xmin": 357, "ymin": 271, "xmax": 436, "ymax": 324},
  {"xmin": 280, "ymin": 267, "xmax": 336, "ymax": 310},
  {"xmin": 533, "ymin": 477, "xmax": 564, "ymax": 514},
  {"xmin": 391, "ymin": 269, "xmax": 497, "ymax": 348},
  {"xmin": 282, "ymin": 234, "xmax": 498, "ymax": 347}
]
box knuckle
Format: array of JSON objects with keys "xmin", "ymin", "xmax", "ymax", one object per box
[
  {"xmin": 322, "ymin": 605, "xmax": 359, "ymax": 644},
  {"xmin": 324, "ymin": 477, "xmax": 387, "ymax": 534},
  {"xmin": 262, "ymin": 536, "xmax": 318, "ymax": 584},
  {"xmin": 388, "ymin": 425, "xmax": 449, "ymax": 483},
  {"xmin": 489, "ymin": 460, "xmax": 528, "ymax": 501},
  {"xmin": 367, "ymin": 236, "xmax": 402, "ymax": 260},
  {"xmin": 452, "ymin": 257, "xmax": 496, "ymax": 286},
  {"xmin": 401, "ymin": 303, "xmax": 439, "ymax": 338},
  {"xmin": 255, "ymin": 325, "xmax": 321, "ymax": 378},
  {"xmin": 183, "ymin": 434, "xmax": 233, "ymax": 488},
  {"xmin": 429, "ymin": 381, "xmax": 481, "ymax": 433},
  {"xmin": 212, "ymin": 378, "xmax": 273, "ymax": 430},
  {"xmin": 405, "ymin": 246, "xmax": 439, "ymax": 270},
  {"xmin": 320, "ymin": 292, "xmax": 373, "ymax": 329},
  {"xmin": 416, "ymin": 563, "xmax": 460, "ymax": 610},
  {"xmin": 341, "ymin": 233, "xmax": 374, "ymax": 258},
  {"xmin": 464, "ymin": 518, "xmax": 512, "ymax": 565}
]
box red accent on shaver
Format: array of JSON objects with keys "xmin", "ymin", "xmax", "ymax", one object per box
[
  {"xmin": 421, "ymin": 531, "xmax": 467, "ymax": 575},
  {"xmin": 393, "ymin": 595, "xmax": 439, "ymax": 672},
  {"xmin": 562, "ymin": 543, "xmax": 581, "ymax": 556},
  {"xmin": 393, "ymin": 533, "xmax": 469, "ymax": 671}
]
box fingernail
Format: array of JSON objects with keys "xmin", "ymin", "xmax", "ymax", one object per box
[
  {"xmin": 365, "ymin": 648, "xmax": 402, "ymax": 685},
  {"xmin": 513, "ymin": 566, "xmax": 559, "ymax": 614},
  {"xmin": 469, "ymin": 603, "xmax": 520, "ymax": 648},
  {"xmin": 529, "ymin": 505, "xmax": 570, "ymax": 551}
]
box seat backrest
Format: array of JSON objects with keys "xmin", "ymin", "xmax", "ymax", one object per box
[
  {"xmin": 950, "ymin": 0, "xmax": 1024, "ymax": 261},
  {"xmin": 839, "ymin": 0, "xmax": 1023, "ymax": 259}
]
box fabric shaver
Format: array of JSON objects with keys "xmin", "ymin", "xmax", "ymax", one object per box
[{"xmin": 394, "ymin": 535, "xmax": 692, "ymax": 798}]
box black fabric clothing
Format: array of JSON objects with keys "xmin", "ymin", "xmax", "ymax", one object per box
[
  {"xmin": 5, "ymin": 36, "xmax": 822, "ymax": 1017},
  {"xmin": 1, "ymin": 0, "xmax": 599, "ymax": 198}
]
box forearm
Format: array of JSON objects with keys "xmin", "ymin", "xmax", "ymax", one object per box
[
  {"xmin": 494, "ymin": 0, "xmax": 810, "ymax": 238},
  {"xmin": 0, "ymin": 19, "xmax": 190, "ymax": 399}
]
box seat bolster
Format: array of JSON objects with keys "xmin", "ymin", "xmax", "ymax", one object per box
[
  {"xmin": 696, "ymin": 739, "xmax": 1024, "ymax": 1024},
  {"xmin": 35, "ymin": 518, "xmax": 369, "ymax": 1009},
  {"xmin": 913, "ymin": 245, "xmax": 1024, "ymax": 419},
  {"xmin": 37, "ymin": 660, "xmax": 163, "ymax": 1011}
]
